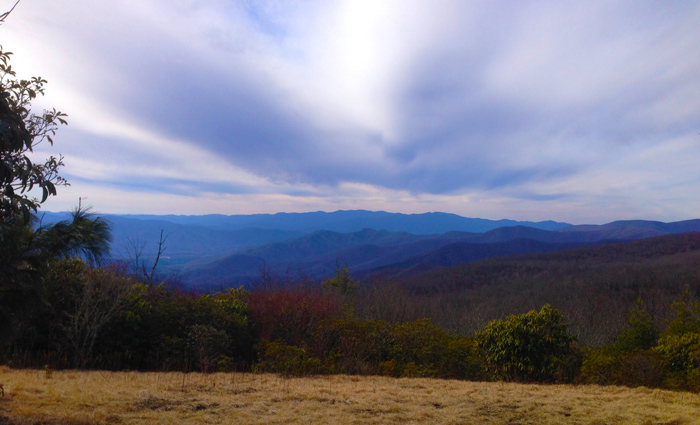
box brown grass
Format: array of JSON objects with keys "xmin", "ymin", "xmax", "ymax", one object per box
[{"xmin": 1, "ymin": 367, "xmax": 699, "ymax": 425}]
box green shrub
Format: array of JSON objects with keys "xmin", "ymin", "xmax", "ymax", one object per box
[
  {"xmin": 476, "ymin": 304, "xmax": 580, "ymax": 383},
  {"xmin": 618, "ymin": 350, "xmax": 666, "ymax": 388},
  {"xmin": 614, "ymin": 299, "xmax": 658, "ymax": 352},
  {"xmin": 254, "ymin": 340, "xmax": 321, "ymax": 377},
  {"xmin": 322, "ymin": 264, "xmax": 360, "ymax": 295},
  {"xmin": 655, "ymin": 332, "xmax": 700, "ymax": 373},
  {"xmin": 654, "ymin": 332, "xmax": 700, "ymax": 391},
  {"xmin": 311, "ymin": 316, "xmax": 484, "ymax": 380},
  {"xmin": 378, "ymin": 359, "xmax": 398, "ymax": 376},
  {"xmin": 580, "ymin": 347, "xmax": 621, "ymax": 385},
  {"xmin": 580, "ymin": 347, "xmax": 665, "ymax": 388},
  {"xmin": 665, "ymin": 290, "xmax": 700, "ymax": 337},
  {"xmin": 217, "ymin": 355, "xmax": 240, "ymax": 372},
  {"xmin": 386, "ymin": 319, "xmax": 484, "ymax": 380},
  {"xmin": 186, "ymin": 324, "xmax": 231, "ymax": 373},
  {"xmin": 313, "ymin": 318, "xmax": 388, "ymax": 375}
]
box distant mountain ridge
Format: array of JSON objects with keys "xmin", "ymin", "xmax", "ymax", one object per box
[
  {"xmin": 560, "ymin": 219, "xmax": 700, "ymax": 236},
  {"xmin": 107, "ymin": 210, "xmax": 570, "ymax": 234},
  {"xmin": 37, "ymin": 210, "xmax": 700, "ymax": 289}
]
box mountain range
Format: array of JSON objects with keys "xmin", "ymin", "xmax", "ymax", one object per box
[{"xmin": 38, "ymin": 210, "xmax": 700, "ymax": 289}]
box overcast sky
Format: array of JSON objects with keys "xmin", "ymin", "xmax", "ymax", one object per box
[{"xmin": 2, "ymin": 1, "xmax": 700, "ymax": 224}]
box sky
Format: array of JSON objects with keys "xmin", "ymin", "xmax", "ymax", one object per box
[{"xmin": 1, "ymin": 0, "xmax": 699, "ymax": 224}]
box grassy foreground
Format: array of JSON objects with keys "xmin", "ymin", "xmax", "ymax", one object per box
[{"xmin": 1, "ymin": 368, "xmax": 699, "ymax": 425}]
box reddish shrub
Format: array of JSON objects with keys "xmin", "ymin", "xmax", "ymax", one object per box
[{"xmin": 246, "ymin": 289, "xmax": 341, "ymax": 347}]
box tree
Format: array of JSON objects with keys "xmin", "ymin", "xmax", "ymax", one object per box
[
  {"xmin": 0, "ymin": 207, "xmax": 113, "ymax": 344},
  {"xmin": 123, "ymin": 229, "xmax": 170, "ymax": 285},
  {"xmin": 64, "ymin": 264, "xmax": 133, "ymax": 368},
  {"xmin": 1, "ymin": 44, "xmax": 68, "ymax": 229},
  {"xmin": 476, "ymin": 304, "xmax": 580, "ymax": 383},
  {"xmin": 322, "ymin": 261, "xmax": 360, "ymax": 295},
  {"xmin": 36, "ymin": 205, "xmax": 113, "ymax": 265},
  {"xmin": 613, "ymin": 298, "xmax": 658, "ymax": 352}
]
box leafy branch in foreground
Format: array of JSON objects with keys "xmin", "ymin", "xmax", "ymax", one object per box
[{"xmin": 1, "ymin": 45, "xmax": 68, "ymax": 228}]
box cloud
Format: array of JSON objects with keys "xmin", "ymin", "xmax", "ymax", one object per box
[{"xmin": 3, "ymin": 0, "xmax": 700, "ymax": 223}]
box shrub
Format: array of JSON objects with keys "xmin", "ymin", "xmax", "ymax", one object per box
[
  {"xmin": 311, "ymin": 316, "xmax": 484, "ymax": 379},
  {"xmin": 655, "ymin": 332, "xmax": 700, "ymax": 373},
  {"xmin": 580, "ymin": 347, "xmax": 665, "ymax": 388},
  {"xmin": 254, "ymin": 340, "xmax": 321, "ymax": 377},
  {"xmin": 613, "ymin": 299, "xmax": 658, "ymax": 352},
  {"xmin": 655, "ymin": 332, "xmax": 700, "ymax": 391},
  {"xmin": 247, "ymin": 289, "xmax": 341, "ymax": 347},
  {"xmin": 186, "ymin": 324, "xmax": 231, "ymax": 373},
  {"xmin": 664, "ymin": 289, "xmax": 700, "ymax": 337},
  {"xmin": 476, "ymin": 304, "xmax": 580, "ymax": 383},
  {"xmin": 100, "ymin": 284, "xmax": 255, "ymax": 371},
  {"xmin": 580, "ymin": 347, "xmax": 621, "ymax": 385},
  {"xmin": 618, "ymin": 350, "xmax": 666, "ymax": 388},
  {"xmin": 386, "ymin": 319, "xmax": 483, "ymax": 380},
  {"xmin": 322, "ymin": 263, "xmax": 360, "ymax": 295},
  {"xmin": 313, "ymin": 317, "xmax": 387, "ymax": 375}
]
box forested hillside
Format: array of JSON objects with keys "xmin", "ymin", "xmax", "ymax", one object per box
[{"xmin": 360, "ymin": 233, "xmax": 700, "ymax": 342}]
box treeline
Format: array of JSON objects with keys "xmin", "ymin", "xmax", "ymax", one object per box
[{"xmin": 2, "ymin": 256, "xmax": 700, "ymax": 392}]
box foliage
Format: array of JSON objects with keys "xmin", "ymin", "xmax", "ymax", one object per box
[
  {"xmin": 613, "ymin": 298, "xmax": 658, "ymax": 352},
  {"xmin": 36, "ymin": 206, "xmax": 113, "ymax": 265},
  {"xmin": 664, "ymin": 289, "xmax": 700, "ymax": 337},
  {"xmin": 476, "ymin": 304, "xmax": 580, "ymax": 383},
  {"xmin": 655, "ymin": 333, "xmax": 700, "ymax": 373},
  {"xmin": 654, "ymin": 332, "xmax": 700, "ymax": 392},
  {"xmin": 0, "ymin": 45, "xmax": 68, "ymax": 227},
  {"xmin": 313, "ymin": 317, "xmax": 388, "ymax": 375},
  {"xmin": 579, "ymin": 347, "xmax": 665, "ymax": 388},
  {"xmin": 187, "ymin": 324, "xmax": 231, "ymax": 373},
  {"xmin": 322, "ymin": 263, "xmax": 360, "ymax": 295},
  {"xmin": 254, "ymin": 340, "xmax": 320, "ymax": 377},
  {"xmin": 7, "ymin": 246, "xmax": 700, "ymax": 394},
  {"xmin": 0, "ymin": 216, "xmax": 42, "ymax": 336},
  {"xmin": 246, "ymin": 288, "xmax": 341, "ymax": 347},
  {"xmin": 96, "ymin": 285, "xmax": 255, "ymax": 371},
  {"xmin": 384, "ymin": 319, "xmax": 483, "ymax": 379},
  {"xmin": 62, "ymin": 263, "xmax": 134, "ymax": 368},
  {"xmin": 0, "ymin": 208, "xmax": 112, "ymax": 347}
]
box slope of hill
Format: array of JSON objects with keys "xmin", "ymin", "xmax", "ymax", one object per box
[
  {"xmin": 398, "ymin": 231, "xmax": 700, "ymax": 294},
  {"xmin": 179, "ymin": 228, "xmax": 462, "ymax": 287},
  {"xmin": 352, "ymin": 232, "xmax": 700, "ymax": 346},
  {"xmin": 179, "ymin": 225, "xmax": 629, "ymax": 289},
  {"xmin": 364, "ymin": 239, "xmax": 596, "ymax": 279}
]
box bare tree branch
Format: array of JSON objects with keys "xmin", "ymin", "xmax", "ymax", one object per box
[
  {"xmin": 147, "ymin": 229, "xmax": 168, "ymax": 285},
  {"xmin": 0, "ymin": 0, "xmax": 21, "ymax": 23}
]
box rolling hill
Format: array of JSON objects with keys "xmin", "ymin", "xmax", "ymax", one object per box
[{"xmin": 179, "ymin": 222, "xmax": 700, "ymax": 289}]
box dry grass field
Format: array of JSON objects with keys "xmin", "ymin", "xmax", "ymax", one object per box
[{"xmin": 1, "ymin": 368, "xmax": 699, "ymax": 425}]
